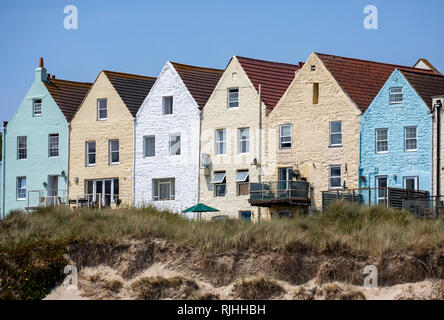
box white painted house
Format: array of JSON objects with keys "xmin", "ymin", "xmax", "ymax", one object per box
[{"xmin": 134, "ymin": 61, "xmax": 223, "ymax": 213}]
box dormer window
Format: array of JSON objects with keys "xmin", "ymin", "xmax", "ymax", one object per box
[
  {"xmin": 389, "ymin": 87, "xmax": 403, "ymax": 104},
  {"xmin": 163, "ymin": 96, "xmax": 173, "ymax": 114},
  {"xmin": 97, "ymin": 99, "xmax": 108, "ymax": 120},
  {"xmin": 33, "ymin": 99, "xmax": 42, "ymax": 116}
]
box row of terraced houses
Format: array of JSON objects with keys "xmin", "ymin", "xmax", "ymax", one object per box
[{"xmin": 1, "ymin": 53, "xmax": 444, "ymax": 220}]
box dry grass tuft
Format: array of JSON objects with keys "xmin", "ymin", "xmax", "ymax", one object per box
[
  {"xmin": 232, "ymin": 276, "xmax": 285, "ymax": 299},
  {"xmin": 131, "ymin": 276, "xmax": 199, "ymax": 300}
]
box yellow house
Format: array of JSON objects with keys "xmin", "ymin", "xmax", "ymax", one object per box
[
  {"xmin": 266, "ymin": 52, "xmax": 427, "ymax": 214},
  {"xmin": 69, "ymin": 71, "xmax": 156, "ymax": 207},
  {"xmin": 199, "ymin": 56, "xmax": 299, "ymax": 221}
]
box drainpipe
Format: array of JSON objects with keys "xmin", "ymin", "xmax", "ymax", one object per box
[
  {"xmin": 1, "ymin": 123, "xmax": 6, "ymax": 218},
  {"xmin": 198, "ymin": 109, "xmax": 202, "ymax": 204},
  {"xmin": 133, "ymin": 117, "xmax": 136, "ymax": 207},
  {"xmin": 434, "ymin": 100, "xmax": 442, "ymax": 197},
  {"xmin": 258, "ymin": 84, "xmax": 262, "ymax": 222}
]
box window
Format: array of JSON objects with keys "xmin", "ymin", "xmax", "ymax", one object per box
[
  {"xmin": 376, "ymin": 128, "xmax": 388, "ymax": 153},
  {"xmin": 49, "ymin": 134, "xmax": 59, "ymax": 157},
  {"xmin": 97, "ymin": 99, "xmax": 108, "ymax": 120},
  {"xmin": 33, "ymin": 99, "xmax": 42, "ymax": 116},
  {"xmin": 238, "ymin": 128, "xmax": 250, "ymax": 153},
  {"xmin": 404, "ymin": 177, "xmax": 418, "ymax": 191},
  {"xmin": 144, "ymin": 136, "xmax": 155, "ymax": 157},
  {"xmin": 228, "ymin": 88, "xmax": 239, "ymax": 108},
  {"xmin": 109, "ymin": 140, "xmax": 119, "ymax": 164},
  {"xmin": 376, "ymin": 176, "xmax": 388, "ymax": 205},
  {"xmin": 163, "ymin": 96, "xmax": 173, "ymax": 114},
  {"xmin": 239, "ymin": 211, "xmax": 252, "ymax": 222},
  {"xmin": 329, "ymin": 165, "xmax": 342, "ymax": 189},
  {"xmin": 389, "ymin": 87, "xmax": 403, "ymax": 104},
  {"xmin": 169, "ymin": 134, "xmax": 181, "ymax": 156},
  {"xmin": 278, "ymin": 210, "xmax": 290, "ymax": 219},
  {"xmin": 216, "ymin": 129, "xmax": 226, "ymax": 155},
  {"xmin": 86, "ymin": 141, "xmax": 96, "ymax": 166},
  {"xmin": 280, "ymin": 124, "xmax": 292, "ymax": 149},
  {"xmin": 235, "ymin": 170, "xmax": 250, "ymax": 196},
  {"xmin": 405, "ymin": 126, "xmax": 417, "ymax": 151},
  {"xmin": 329, "ymin": 121, "xmax": 342, "ymax": 147},
  {"xmin": 313, "ymin": 83, "xmax": 319, "ymax": 104},
  {"xmin": 279, "ymin": 167, "xmax": 293, "ymax": 190},
  {"xmin": 17, "ymin": 136, "xmax": 27, "ymax": 160},
  {"xmin": 211, "ymin": 171, "xmax": 226, "ymax": 197},
  {"xmin": 311, "ymin": 65, "xmax": 316, "ymax": 71},
  {"xmin": 153, "ymin": 178, "xmax": 175, "ymax": 201},
  {"xmin": 17, "ymin": 177, "xmax": 26, "ymax": 200}
]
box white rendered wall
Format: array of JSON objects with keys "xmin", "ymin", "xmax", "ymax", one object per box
[{"xmin": 135, "ymin": 62, "xmax": 200, "ymax": 213}]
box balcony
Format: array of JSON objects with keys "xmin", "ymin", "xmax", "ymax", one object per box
[{"xmin": 249, "ymin": 181, "xmax": 310, "ymax": 207}]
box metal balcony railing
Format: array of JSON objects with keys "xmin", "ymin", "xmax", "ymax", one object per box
[{"xmin": 249, "ymin": 181, "xmax": 310, "ymax": 206}]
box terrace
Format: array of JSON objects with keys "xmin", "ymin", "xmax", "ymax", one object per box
[{"xmin": 249, "ymin": 181, "xmax": 311, "ymax": 207}]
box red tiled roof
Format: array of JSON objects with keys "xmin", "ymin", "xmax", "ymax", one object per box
[
  {"xmin": 316, "ymin": 53, "xmax": 437, "ymax": 113},
  {"xmin": 170, "ymin": 62, "xmax": 224, "ymax": 109},
  {"xmin": 44, "ymin": 78, "xmax": 92, "ymax": 122},
  {"xmin": 400, "ymin": 70, "xmax": 444, "ymax": 110},
  {"xmin": 236, "ymin": 56, "xmax": 300, "ymax": 109},
  {"xmin": 103, "ymin": 71, "xmax": 156, "ymax": 117}
]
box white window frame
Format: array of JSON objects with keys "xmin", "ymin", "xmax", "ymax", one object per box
[
  {"xmin": 404, "ymin": 176, "xmax": 419, "ymax": 191},
  {"xmin": 86, "ymin": 141, "xmax": 96, "ymax": 167},
  {"xmin": 169, "ymin": 134, "xmax": 181, "ymax": 156},
  {"xmin": 329, "ymin": 165, "xmax": 342, "ymax": 190},
  {"xmin": 162, "ymin": 96, "xmax": 173, "ymax": 115},
  {"xmin": 228, "ymin": 88, "xmax": 239, "ymax": 108},
  {"xmin": 152, "ymin": 178, "xmax": 175, "ymax": 201},
  {"xmin": 279, "ymin": 124, "xmax": 292, "ymax": 149},
  {"xmin": 109, "ymin": 140, "xmax": 119, "ymax": 165},
  {"xmin": 17, "ymin": 177, "xmax": 26, "ymax": 200},
  {"xmin": 144, "ymin": 135, "xmax": 155, "ymax": 158},
  {"xmin": 376, "ymin": 128, "xmax": 388, "ymax": 154},
  {"xmin": 389, "ymin": 87, "xmax": 403, "ymax": 104},
  {"xmin": 405, "ymin": 126, "xmax": 418, "ymax": 152},
  {"xmin": 235, "ymin": 170, "xmax": 249, "ymax": 196},
  {"xmin": 329, "ymin": 121, "xmax": 342, "ymax": 147},
  {"xmin": 48, "ymin": 134, "xmax": 59, "ymax": 157},
  {"xmin": 97, "ymin": 98, "xmax": 108, "ymax": 120},
  {"xmin": 215, "ymin": 129, "xmax": 226, "ymax": 155},
  {"xmin": 33, "ymin": 98, "xmax": 42, "ymax": 116},
  {"xmin": 238, "ymin": 128, "xmax": 250, "ymax": 153},
  {"xmin": 17, "ymin": 136, "xmax": 27, "ymax": 160},
  {"xmin": 211, "ymin": 171, "xmax": 226, "ymax": 197}
]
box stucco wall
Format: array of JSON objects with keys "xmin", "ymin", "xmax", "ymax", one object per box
[
  {"xmin": 1, "ymin": 67, "xmax": 69, "ymax": 215},
  {"xmin": 69, "ymin": 72, "xmax": 135, "ymax": 205},
  {"xmin": 360, "ymin": 70, "xmax": 432, "ymax": 202},
  {"xmin": 134, "ymin": 62, "xmax": 200, "ymax": 213},
  {"xmin": 199, "ymin": 57, "xmax": 268, "ymax": 220},
  {"xmin": 267, "ymin": 53, "xmax": 362, "ymax": 210}
]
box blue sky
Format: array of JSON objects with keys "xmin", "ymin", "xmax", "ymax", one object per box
[{"xmin": 1, "ymin": 0, "xmax": 443, "ymax": 126}]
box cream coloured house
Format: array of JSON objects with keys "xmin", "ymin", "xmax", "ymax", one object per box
[
  {"xmin": 266, "ymin": 52, "xmax": 432, "ymax": 213},
  {"xmin": 69, "ymin": 71, "xmax": 155, "ymax": 207},
  {"xmin": 199, "ymin": 56, "xmax": 300, "ymax": 220}
]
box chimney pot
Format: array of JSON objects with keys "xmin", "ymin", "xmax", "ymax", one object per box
[
  {"xmin": 52, "ymin": 75, "xmax": 55, "ymax": 79},
  {"xmin": 47, "ymin": 73, "xmax": 51, "ymax": 79},
  {"xmin": 39, "ymin": 57, "xmax": 44, "ymax": 68}
]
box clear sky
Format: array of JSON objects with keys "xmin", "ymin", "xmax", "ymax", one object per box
[{"xmin": 1, "ymin": 0, "xmax": 443, "ymax": 126}]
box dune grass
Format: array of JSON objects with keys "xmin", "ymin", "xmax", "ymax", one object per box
[{"xmin": 1, "ymin": 202, "xmax": 444, "ymax": 255}]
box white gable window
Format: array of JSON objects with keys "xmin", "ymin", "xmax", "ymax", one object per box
[
  {"xmin": 17, "ymin": 136, "xmax": 27, "ymax": 160},
  {"xmin": 109, "ymin": 140, "xmax": 119, "ymax": 164},
  {"xmin": 17, "ymin": 177, "xmax": 27, "ymax": 200},
  {"xmin": 376, "ymin": 128, "xmax": 388, "ymax": 153},
  {"xmin": 163, "ymin": 96, "xmax": 173, "ymax": 114},
  {"xmin": 216, "ymin": 129, "xmax": 226, "ymax": 155},
  {"xmin": 329, "ymin": 165, "xmax": 342, "ymax": 189},
  {"xmin": 329, "ymin": 121, "xmax": 342, "ymax": 147},
  {"xmin": 169, "ymin": 134, "xmax": 181, "ymax": 156},
  {"xmin": 405, "ymin": 126, "xmax": 417, "ymax": 152},
  {"xmin": 33, "ymin": 99, "xmax": 42, "ymax": 116},
  {"xmin": 86, "ymin": 141, "xmax": 96, "ymax": 166},
  {"xmin": 238, "ymin": 128, "xmax": 250, "ymax": 153},
  {"xmin": 228, "ymin": 88, "xmax": 239, "ymax": 108},
  {"xmin": 211, "ymin": 171, "xmax": 226, "ymax": 197},
  {"xmin": 97, "ymin": 99, "xmax": 108, "ymax": 120},
  {"xmin": 279, "ymin": 124, "xmax": 292, "ymax": 149},
  {"xmin": 389, "ymin": 87, "xmax": 403, "ymax": 104},
  {"xmin": 144, "ymin": 136, "xmax": 155, "ymax": 157},
  {"xmin": 49, "ymin": 134, "xmax": 59, "ymax": 157},
  {"xmin": 153, "ymin": 178, "xmax": 175, "ymax": 201}
]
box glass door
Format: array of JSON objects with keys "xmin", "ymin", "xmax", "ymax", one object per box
[{"xmin": 376, "ymin": 176, "xmax": 388, "ymax": 206}]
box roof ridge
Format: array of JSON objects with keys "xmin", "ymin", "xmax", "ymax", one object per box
[
  {"xmin": 47, "ymin": 78, "xmax": 92, "ymax": 86},
  {"xmin": 170, "ymin": 61, "xmax": 224, "ymax": 73},
  {"xmin": 103, "ymin": 70, "xmax": 156, "ymax": 80},
  {"xmin": 399, "ymin": 69, "xmax": 444, "ymax": 78},
  {"xmin": 235, "ymin": 56, "xmax": 298, "ymax": 68}
]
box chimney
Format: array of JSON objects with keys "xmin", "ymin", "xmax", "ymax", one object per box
[
  {"xmin": 35, "ymin": 57, "xmax": 47, "ymax": 82},
  {"xmin": 298, "ymin": 62, "xmax": 304, "ymax": 69},
  {"xmin": 52, "ymin": 75, "xmax": 56, "ymax": 79}
]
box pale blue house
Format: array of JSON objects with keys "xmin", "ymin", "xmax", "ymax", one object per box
[
  {"xmin": 359, "ymin": 69, "xmax": 444, "ymax": 204},
  {"xmin": 1, "ymin": 59, "xmax": 91, "ymax": 216}
]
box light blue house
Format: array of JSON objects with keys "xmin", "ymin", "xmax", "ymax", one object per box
[
  {"xmin": 359, "ymin": 68, "xmax": 444, "ymax": 204},
  {"xmin": 1, "ymin": 59, "xmax": 91, "ymax": 217}
]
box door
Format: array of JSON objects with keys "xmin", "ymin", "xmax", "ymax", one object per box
[
  {"xmin": 279, "ymin": 168, "xmax": 293, "ymax": 190},
  {"xmin": 376, "ymin": 176, "xmax": 388, "ymax": 206},
  {"xmin": 47, "ymin": 175, "xmax": 58, "ymax": 206}
]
